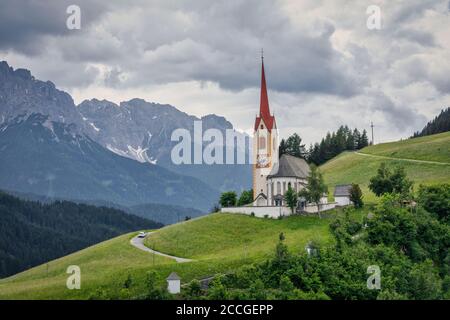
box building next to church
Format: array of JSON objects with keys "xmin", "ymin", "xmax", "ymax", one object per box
[{"xmin": 223, "ymin": 57, "xmax": 345, "ymax": 218}]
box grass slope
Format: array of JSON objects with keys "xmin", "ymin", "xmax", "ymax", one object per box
[
  {"xmin": 321, "ymin": 132, "xmax": 450, "ymax": 202},
  {"xmin": 0, "ymin": 210, "xmax": 366, "ymax": 299}
]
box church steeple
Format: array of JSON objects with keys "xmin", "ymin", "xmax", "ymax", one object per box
[{"xmin": 255, "ymin": 53, "xmax": 275, "ymax": 132}]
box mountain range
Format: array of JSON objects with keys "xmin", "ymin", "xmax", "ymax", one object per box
[{"xmin": 0, "ymin": 61, "xmax": 252, "ymax": 214}]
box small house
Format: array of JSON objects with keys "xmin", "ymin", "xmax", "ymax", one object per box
[
  {"xmin": 334, "ymin": 184, "xmax": 352, "ymax": 206},
  {"xmin": 166, "ymin": 272, "xmax": 181, "ymax": 294}
]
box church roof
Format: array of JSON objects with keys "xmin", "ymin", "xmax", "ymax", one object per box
[
  {"xmin": 254, "ymin": 59, "xmax": 275, "ymax": 132},
  {"xmin": 268, "ymin": 154, "xmax": 310, "ymax": 179}
]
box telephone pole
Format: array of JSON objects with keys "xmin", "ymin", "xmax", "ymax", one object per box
[{"xmin": 370, "ymin": 121, "xmax": 374, "ymax": 145}]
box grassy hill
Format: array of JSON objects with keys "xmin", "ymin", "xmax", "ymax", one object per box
[
  {"xmin": 1, "ymin": 132, "xmax": 448, "ymax": 299},
  {"xmin": 0, "ymin": 209, "xmax": 366, "ymax": 299},
  {"xmin": 321, "ymin": 132, "xmax": 450, "ymax": 202}
]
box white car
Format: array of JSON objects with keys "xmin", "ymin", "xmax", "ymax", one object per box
[{"xmin": 137, "ymin": 232, "xmax": 146, "ymax": 238}]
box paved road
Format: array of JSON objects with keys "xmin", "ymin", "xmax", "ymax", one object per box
[
  {"xmin": 130, "ymin": 232, "xmax": 193, "ymax": 263},
  {"xmin": 354, "ymin": 152, "xmax": 450, "ymax": 166}
]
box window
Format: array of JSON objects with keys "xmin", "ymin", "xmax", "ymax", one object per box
[
  {"xmin": 260, "ymin": 124, "xmax": 264, "ymax": 129},
  {"xmin": 259, "ymin": 137, "xmax": 266, "ymax": 149},
  {"xmin": 277, "ymin": 181, "xmax": 281, "ymax": 194}
]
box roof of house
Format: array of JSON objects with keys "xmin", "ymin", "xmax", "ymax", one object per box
[
  {"xmin": 254, "ymin": 59, "xmax": 276, "ymax": 132},
  {"xmin": 268, "ymin": 154, "xmax": 310, "ymax": 179},
  {"xmin": 166, "ymin": 272, "xmax": 181, "ymax": 281},
  {"xmin": 334, "ymin": 184, "xmax": 352, "ymax": 197}
]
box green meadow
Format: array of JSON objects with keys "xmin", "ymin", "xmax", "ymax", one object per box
[
  {"xmin": 0, "ymin": 132, "xmax": 448, "ymax": 299},
  {"xmin": 321, "ymin": 132, "xmax": 450, "ymax": 203}
]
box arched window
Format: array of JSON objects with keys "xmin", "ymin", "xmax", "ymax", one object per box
[{"xmin": 277, "ymin": 181, "xmax": 281, "ymax": 195}]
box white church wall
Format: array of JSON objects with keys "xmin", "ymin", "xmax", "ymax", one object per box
[
  {"xmin": 221, "ymin": 206, "xmax": 292, "ymax": 218},
  {"xmin": 302, "ymin": 202, "xmax": 338, "ymax": 213},
  {"xmin": 221, "ymin": 202, "xmax": 338, "ymax": 217}
]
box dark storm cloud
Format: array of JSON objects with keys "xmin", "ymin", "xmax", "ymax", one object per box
[
  {"xmin": 0, "ymin": 0, "xmax": 109, "ymax": 54},
  {"xmin": 103, "ymin": 0, "xmax": 363, "ymax": 96},
  {"xmin": 0, "ymin": 0, "xmax": 363, "ymax": 96}
]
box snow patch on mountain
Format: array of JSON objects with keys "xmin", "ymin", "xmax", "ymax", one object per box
[
  {"xmin": 106, "ymin": 144, "xmax": 157, "ymax": 164},
  {"xmin": 89, "ymin": 122, "xmax": 100, "ymax": 132}
]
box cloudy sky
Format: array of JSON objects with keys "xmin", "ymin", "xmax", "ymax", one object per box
[{"xmin": 1, "ymin": 0, "xmax": 450, "ymax": 144}]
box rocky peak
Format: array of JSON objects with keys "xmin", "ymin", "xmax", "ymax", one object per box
[{"xmin": 0, "ymin": 61, "xmax": 88, "ymax": 134}]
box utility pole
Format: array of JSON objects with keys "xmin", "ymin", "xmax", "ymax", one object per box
[{"xmin": 370, "ymin": 121, "xmax": 375, "ymax": 145}]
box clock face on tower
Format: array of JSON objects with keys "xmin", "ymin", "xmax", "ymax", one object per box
[{"xmin": 256, "ymin": 154, "xmax": 270, "ymax": 168}]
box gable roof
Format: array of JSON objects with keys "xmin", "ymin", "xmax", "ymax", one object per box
[
  {"xmin": 166, "ymin": 272, "xmax": 181, "ymax": 281},
  {"xmin": 255, "ymin": 192, "xmax": 267, "ymax": 200},
  {"xmin": 268, "ymin": 154, "xmax": 310, "ymax": 179},
  {"xmin": 334, "ymin": 184, "xmax": 352, "ymax": 197}
]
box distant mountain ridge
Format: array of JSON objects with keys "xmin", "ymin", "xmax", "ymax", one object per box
[
  {"xmin": 0, "ymin": 60, "xmax": 251, "ymax": 194},
  {"xmin": 77, "ymin": 98, "xmax": 251, "ymax": 191},
  {"xmin": 0, "ymin": 113, "xmax": 217, "ymax": 211}
]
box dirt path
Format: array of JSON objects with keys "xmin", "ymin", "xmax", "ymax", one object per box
[
  {"xmin": 354, "ymin": 152, "xmax": 450, "ymax": 166},
  {"xmin": 130, "ymin": 232, "xmax": 193, "ymax": 263}
]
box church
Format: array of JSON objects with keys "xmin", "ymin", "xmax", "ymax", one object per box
[
  {"xmin": 224, "ymin": 57, "xmax": 338, "ymax": 217},
  {"xmin": 252, "ymin": 56, "xmax": 311, "ymax": 209}
]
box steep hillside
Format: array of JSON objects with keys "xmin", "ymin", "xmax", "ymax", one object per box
[
  {"xmin": 0, "ymin": 210, "xmax": 364, "ymax": 299},
  {"xmin": 321, "ymin": 132, "xmax": 450, "ymax": 202},
  {"xmin": 0, "ymin": 191, "xmax": 162, "ymax": 278}
]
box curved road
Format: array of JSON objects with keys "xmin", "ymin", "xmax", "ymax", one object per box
[
  {"xmin": 354, "ymin": 152, "xmax": 450, "ymax": 166},
  {"xmin": 130, "ymin": 232, "xmax": 193, "ymax": 263}
]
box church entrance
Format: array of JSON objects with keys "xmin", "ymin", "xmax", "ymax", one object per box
[{"xmin": 274, "ymin": 195, "xmax": 283, "ymax": 206}]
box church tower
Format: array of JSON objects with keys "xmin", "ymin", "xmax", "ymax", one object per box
[{"xmin": 253, "ymin": 55, "xmax": 278, "ymax": 201}]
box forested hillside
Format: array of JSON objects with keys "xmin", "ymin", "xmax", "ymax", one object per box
[
  {"xmin": 0, "ymin": 191, "xmax": 162, "ymax": 278},
  {"xmin": 413, "ymin": 107, "xmax": 450, "ymax": 138}
]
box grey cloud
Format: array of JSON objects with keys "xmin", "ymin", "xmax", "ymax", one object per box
[
  {"xmin": 393, "ymin": 29, "xmax": 436, "ymax": 47},
  {"xmin": 0, "ymin": 0, "xmax": 112, "ymax": 55},
  {"xmin": 1, "ymin": 0, "xmax": 363, "ymax": 97},
  {"xmin": 372, "ymin": 92, "xmax": 427, "ymax": 132}
]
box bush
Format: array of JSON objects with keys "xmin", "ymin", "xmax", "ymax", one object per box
[
  {"xmin": 349, "ymin": 184, "xmax": 364, "ymax": 208},
  {"xmin": 418, "ymin": 184, "xmax": 450, "ymax": 223},
  {"xmin": 219, "ymin": 191, "xmax": 237, "ymax": 208}
]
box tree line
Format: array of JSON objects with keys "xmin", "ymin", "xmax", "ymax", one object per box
[
  {"xmin": 0, "ymin": 191, "xmax": 162, "ymax": 278},
  {"xmin": 412, "ymin": 107, "xmax": 450, "ymax": 138},
  {"xmin": 279, "ymin": 125, "xmax": 369, "ymax": 165}
]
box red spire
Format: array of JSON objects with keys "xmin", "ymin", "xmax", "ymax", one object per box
[
  {"xmin": 260, "ymin": 60, "xmax": 271, "ymax": 120},
  {"xmin": 255, "ymin": 56, "xmax": 275, "ymax": 131}
]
